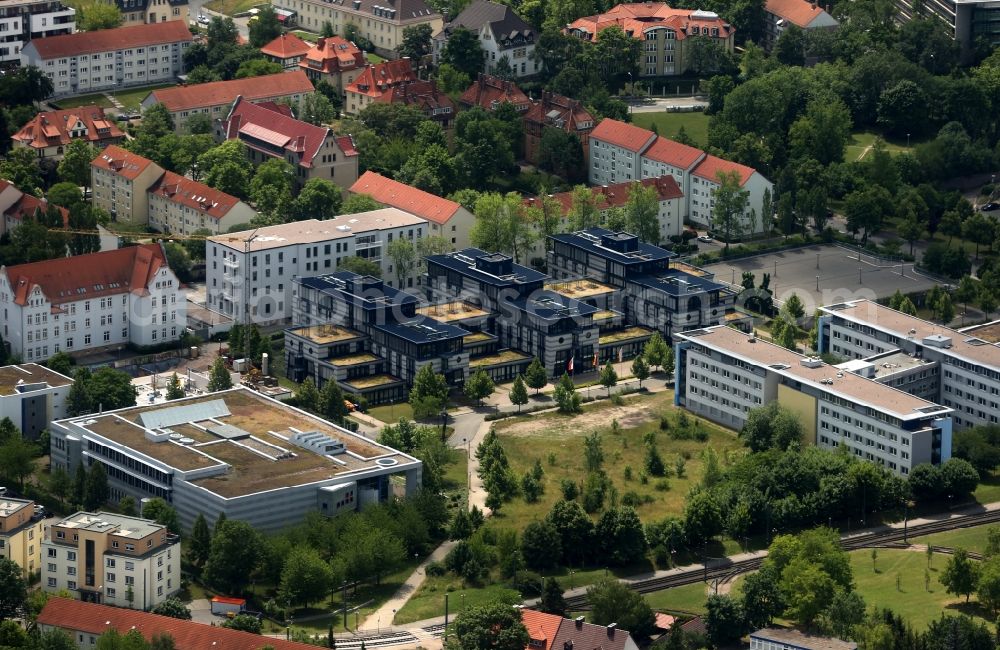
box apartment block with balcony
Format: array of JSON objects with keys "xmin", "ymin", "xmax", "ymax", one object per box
[
  {"xmin": 41, "ymin": 511, "xmax": 180, "ymax": 608},
  {"xmin": 0, "ymin": 498, "xmax": 43, "ymax": 577},
  {"xmin": 0, "ymin": 0, "xmax": 74, "ymax": 66}
]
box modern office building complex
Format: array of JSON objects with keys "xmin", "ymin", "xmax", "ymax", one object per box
[
  {"xmin": 817, "ymin": 299, "xmax": 1000, "ymax": 431},
  {"xmin": 206, "ymin": 209, "xmax": 429, "ymax": 327},
  {"xmin": 0, "ymin": 497, "xmax": 43, "ymax": 577},
  {"xmin": 41, "ymin": 512, "xmax": 180, "ymax": 607},
  {"xmin": 0, "ymin": 363, "xmax": 72, "ymax": 440},
  {"xmin": 675, "ymin": 324, "xmax": 953, "ymax": 475},
  {"xmin": 895, "ymin": 0, "xmax": 1000, "ymax": 57},
  {"xmin": 0, "ymin": 0, "xmax": 74, "ymax": 66},
  {"xmin": 49, "ymin": 387, "xmax": 422, "ymax": 533}
]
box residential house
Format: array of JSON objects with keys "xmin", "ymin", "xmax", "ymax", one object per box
[
  {"xmin": 377, "ymin": 80, "xmax": 455, "ymax": 127},
  {"xmin": 298, "ymin": 36, "xmax": 367, "ymax": 93},
  {"xmin": 0, "ymin": 0, "xmax": 74, "ymax": 66},
  {"xmin": 221, "ymin": 96, "xmax": 359, "ymax": 189},
  {"xmin": 0, "ymin": 179, "xmax": 69, "ymax": 236},
  {"xmin": 459, "ymin": 73, "xmax": 530, "ymax": 112},
  {"xmin": 0, "ymin": 243, "xmax": 185, "ymax": 360},
  {"xmin": 750, "ymin": 628, "xmax": 857, "ymax": 650},
  {"xmin": 115, "ymin": 0, "xmax": 189, "ymax": 26},
  {"xmin": 350, "ymin": 171, "xmax": 473, "ymax": 249},
  {"xmin": 261, "ymin": 32, "xmax": 312, "ymax": 70},
  {"xmin": 0, "ymin": 498, "xmax": 43, "ymax": 577},
  {"xmin": 763, "ymin": 0, "xmax": 838, "ymax": 48},
  {"xmin": 432, "ymin": 0, "xmax": 537, "ymax": 77},
  {"xmin": 12, "ymin": 106, "xmax": 124, "ymax": 162},
  {"xmin": 140, "ymin": 70, "xmax": 315, "ymax": 134},
  {"xmin": 41, "ymin": 512, "xmax": 181, "ymax": 607},
  {"xmin": 0, "ymin": 363, "xmax": 72, "ymax": 440},
  {"xmin": 271, "ymin": 0, "xmax": 442, "ymax": 58},
  {"xmin": 523, "ymin": 609, "xmax": 640, "ymax": 650},
  {"xmin": 148, "ymin": 172, "xmax": 257, "ymax": 235},
  {"xmin": 20, "ymin": 21, "xmax": 192, "ymax": 97},
  {"xmin": 522, "ymin": 90, "xmax": 595, "ymax": 165},
  {"xmin": 566, "ymin": 2, "xmax": 734, "ymax": 77},
  {"xmin": 343, "ymin": 59, "xmax": 416, "ymax": 115},
  {"xmin": 90, "ymin": 145, "xmax": 164, "ymax": 225}
]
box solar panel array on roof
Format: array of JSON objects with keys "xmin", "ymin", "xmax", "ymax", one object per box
[{"xmin": 138, "ymin": 399, "xmax": 230, "ymax": 429}]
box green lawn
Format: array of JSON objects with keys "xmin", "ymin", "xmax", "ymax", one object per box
[
  {"xmin": 644, "ymin": 581, "xmax": 710, "ymax": 614},
  {"xmin": 53, "ymin": 93, "xmax": 113, "ymax": 109},
  {"xmin": 291, "ymin": 30, "xmax": 318, "ymax": 43},
  {"xmin": 911, "ymin": 523, "xmax": 998, "ymax": 556},
  {"xmin": 204, "ymin": 0, "xmax": 262, "ymax": 15},
  {"xmin": 844, "ymin": 130, "xmax": 928, "ymax": 162},
  {"xmin": 368, "ymin": 402, "xmax": 414, "ymax": 425},
  {"xmin": 366, "ymin": 53, "xmax": 386, "ymax": 64},
  {"xmin": 394, "ymin": 579, "xmax": 519, "ymax": 624},
  {"xmin": 631, "ymin": 111, "xmax": 710, "ymax": 148}
]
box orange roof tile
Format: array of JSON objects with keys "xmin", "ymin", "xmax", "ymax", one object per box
[
  {"xmin": 523, "ymin": 90, "xmax": 594, "ymax": 134},
  {"xmin": 261, "ymin": 32, "xmax": 312, "ymax": 59},
  {"xmin": 345, "ymin": 60, "xmax": 417, "ymax": 99},
  {"xmin": 765, "ymin": 0, "xmax": 831, "ymax": 27},
  {"xmin": 566, "ymin": 2, "xmax": 734, "ymax": 41},
  {"xmin": 0, "ymin": 179, "xmax": 70, "ymax": 228},
  {"xmin": 12, "ymin": 106, "xmax": 125, "ymax": 151},
  {"xmin": 376, "ymin": 80, "xmax": 455, "ymax": 117},
  {"xmin": 91, "ymin": 145, "xmax": 160, "ymax": 181},
  {"xmin": 643, "ymin": 136, "xmax": 705, "ymax": 170},
  {"xmin": 460, "ymin": 73, "xmax": 530, "ymax": 111},
  {"xmin": 37, "ymin": 597, "xmax": 320, "ymax": 650},
  {"xmin": 350, "ymin": 171, "xmax": 459, "ymax": 225},
  {"xmin": 147, "ymin": 71, "xmax": 314, "ymax": 112},
  {"xmin": 522, "ymin": 610, "xmax": 563, "ymax": 650},
  {"xmin": 148, "ymin": 171, "xmax": 243, "ymax": 219},
  {"xmin": 534, "ymin": 176, "xmax": 683, "ymax": 214},
  {"xmin": 4, "ymin": 243, "xmax": 167, "ymax": 306},
  {"xmin": 25, "ymin": 21, "xmax": 192, "ymax": 60},
  {"xmin": 590, "ymin": 118, "xmax": 657, "ymax": 152},
  {"xmin": 299, "ymin": 36, "xmax": 366, "ymax": 74},
  {"xmin": 692, "ymin": 154, "xmax": 755, "ymax": 186}
]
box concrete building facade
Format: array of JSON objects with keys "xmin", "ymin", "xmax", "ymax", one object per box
[
  {"xmin": 432, "ymin": 0, "xmax": 537, "ymax": 77},
  {"xmin": 0, "ymin": 364, "xmax": 72, "ymax": 440},
  {"xmin": 0, "ymin": 0, "xmax": 74, "ymax": 66},
  {"xmin": 0, "ymin": 498, "xmax": 43, "ymax": 577}
]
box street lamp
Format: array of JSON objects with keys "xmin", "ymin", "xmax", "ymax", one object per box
[{"xmin": 440, "ymin": 409, "xmax": 448, "ymax": 441}]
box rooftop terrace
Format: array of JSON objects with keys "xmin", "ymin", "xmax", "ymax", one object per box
[
  {"xmin": 287, "ymin": 324, "xmax": 365, "ymax": 345},
  {"xmin": 415, "ymin": 301, "xmax": 490, "ymax": 322},
  {"xmin": 547, "ymin": 279, "xmax": 616, "ymax": 299}
]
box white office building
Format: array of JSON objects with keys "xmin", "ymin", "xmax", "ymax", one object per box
[
  {"xmin": 0, "ymin": 0, "xmax": 75, "ymax": 65},
  {"xmin": 675, "ymin": 324, "xmax": 953, "ymax": 475},
  {"xmin": 0, "ymin": 243, "xmax": 186, "ymax": 361},
  {"xmin": 0, "ymin": 364, "xmax": 72, "ymax": 440},
  {"xmin": 205, "ymin": 209, "xmax": 428, "ymax": 327}
]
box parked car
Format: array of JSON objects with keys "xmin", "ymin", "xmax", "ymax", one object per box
[
  {"xmin": 197, "ymin": 14, "xmax": 210, "ymax": 24},
  {"xmin": 981, "ymin": 202, "xmax": 1000, "ymax": 212},
  {"xmin": 697, "ymin": 235, "xmax": 714, "ymax": 242}
]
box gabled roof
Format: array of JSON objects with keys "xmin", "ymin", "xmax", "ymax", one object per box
[
  {"xmin": 148, "ymin": 171, "xmax": 245, "ymax": 220},
  {"xmin": 345, "ymin": 60, "xmax": 417, "ymax": 99},
  {"xmin": 522, "ymin": 609, "xmax": 563, "ymax": 650},
  {"xmin": 437, "ymin": 0, "xmax": 534, "ymax": 44},
  {"xmin": 319, "ymin": 0, "xmax": 440, "ymax": 22},
  {"xmin": 3, "ymin": 243, "xmax": 168, "ymax": 306},
  {"xmin": 377, "ymin": 80, "xmax": 455, "ymax": 115},
  {"xmin": 523, "ymin": 91, "xmax": 594, "ymax": 133},
  {"xmin": 590, "ymin": 118, "xmax": 657, "ymax": 153},
  {"xmin": 91, "ymin": 145, "xmax": 161, "ymax": 181},
  {"xmin": 146, "ymin": 71, "xmax": 314, "ymax": 112},
  {"xmin": 261, "ymin": 32, "xmax": 312, "ymax": 59},
  {"xmin": 25, "ymin": 21, "xmax": 192, "ymax": 60},
  {"xmin": 460, "ymin": 73, "xmax": 530, "ymax": 111},
  {"xmin": 350, "ymin": 171, "xmax": 460, "ymax": 225},
  {"xmin": 566, "ymin": 3, "xmax": 733, "ymax": 41},
  {"xmin": 691, "ymin": 154, "xmax": 755, "ymax": 186},
  {"xmin": 537, "ymin": 176, "xmax": 683, "ymax": 214},
  {"xmin": 298, "ymin": 36, "xmax": 366, "ymax": 74},
  {"xmin": 765, "ymin": 0, "xmax": 838, "ymax": 28},
  {"xmin": 37, "ymin": 597, "xmax": 323, "ymax": 650},
  {"xmin": 0, "ymin": 179, "xmax": 70, "ymax": 228},
  {"xmin": 642, "ymin": 136, "xmax": 705, "ymax": 170},
  {"xmin": 12, "ymin": 106, "xmax": 124, "ymax": 151},
  {"xmin": 524, "ymin": 609, "xmax": 637, "ymax": 650}
]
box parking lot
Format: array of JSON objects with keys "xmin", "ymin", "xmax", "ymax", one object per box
[{"xmin": 702, "ymin": 244, "xmax": 943, "ymax": 314}]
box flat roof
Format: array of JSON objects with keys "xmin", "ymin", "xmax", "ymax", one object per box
[
  {"xmin": 629, "ymin": 269, "xmax": 728, "ymax": 296},
  {"xmin": 470, "ymin": 350, "xmax": 531, "ymax": 368},
  {"xmin": 426, "ymin": 248, "xmax": 546, "ymax": 288},
  {"xmin": 373, "ymin": 314, "xmax": 468, "ymax": 344},
  {"xmin": 823, "ymin": 299, "xmax": 1000, "ymax": 369},
  {"xmin": 751, "ymin": 628, "xmax": 856, "ymax": 650},
  {"xmin": 209, "ymin": 210, "xmax": 426, "ymax": 251},
  {"xmin": 0, "ymin": 498, "xmax": 33, "ymax": 518},
  {"xmin": 504, "ymin": 290, "xmax": 599, "ymax": 322},
  {"xmin": 600, "ymin": 326, "xmax": 654, "ymax": 344},
  {"xmin": 286, "ymin": 324, "xmax": 365, "ymax": 345},
  {"xmin": 550, "ymin": 227, "xmax": 674, "ymax": 266},
  {"xmin": 53, "ymin": 512, "xmax": 164, "ymax": 539},
  {"xmin": 960, "ymin": 319, "xmax": 1000, "ymax": 343},
  {"xmin": 60, "ymin": 388, "xmax": 418, "ymax": 498},
  {"xmin": 0, "ymin": 363, "xmax": 73, "ymax": 396},
  {"xmin": 678, "ymin": 325, "xmax": 949, "ymax": 420},
  {"xmin": 864, "ymin": 350, "xmax": 936, "ymax": 379},
  {"xmin": 547, "ymin": 279, "xmax": 616, "ymax": 299},
  {"xmin": 415, "ymin": 301, "xmax": 490, "ymax": 322},
  {"xmin": 297, "ymin": 272, "xmax": 419, "ymax": 311}
]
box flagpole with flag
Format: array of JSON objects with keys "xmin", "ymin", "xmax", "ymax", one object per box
[{"xmin": 567, "ymin": 353, "xmax": 574, "ymax": 376}]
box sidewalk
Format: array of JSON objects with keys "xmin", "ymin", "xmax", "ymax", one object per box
[{"xmin": 363, "ymin": 540, "xmax": 457, "ymax": 636}]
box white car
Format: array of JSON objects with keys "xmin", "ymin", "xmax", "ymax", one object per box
[
  {"xmin": 697, "ymin": 235, "xmax": 714, "ymax": 243},
  {"xmin": 197, "ymin": 14, "xmax": 210, "ymax": 24}
]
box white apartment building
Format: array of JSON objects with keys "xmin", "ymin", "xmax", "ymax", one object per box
[
  {"xmin": 818, "ymin": 299, "xmax": 1000, "ymax": 431},
  {"xmin": 42, "ymin": 511, "xmax": 180, "ymax": 608},
  {"xmin": 206, "ymin": 209, "xmax": 428, "ymax": 327},
  {"xmin": 0, "ymin": 364, "xmax": 72, "ymax": 440},
  {"xmin": 675, "ymin": 325, "xmax": 953, "ymax": 475},
  {"xmin": 0, "ymin": 0, "xmax": 74, "ymax": 66},
  {"xmin": 91, "ymin": 145, "xmax": 165, "ymax": 226},
  {"xmin": 147, "ymin": 172, "xmax": 257, "ymax": 235},
  {"xmin": 20, "ymin": 20, "xmax": 192, "ymax": 97},
  {"xmin": 0, "ymin": 243, "xmax": 186, "ymax": 361},
  {"xmin": 432, "ymin": 0, "xmax": 537, "ymax": 77},
  {"xmin": 590, "ymin": 118, "xmax": 773, "ymax": 236}
]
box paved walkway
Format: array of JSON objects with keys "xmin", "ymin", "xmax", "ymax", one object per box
[{"xmin": 364, "ymin": 539, "xmax": 457, "ymax": 635}]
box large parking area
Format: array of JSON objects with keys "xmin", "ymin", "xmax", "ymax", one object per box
[{"xmin": 701, "ymin": 244, "xmax": 943, "ymax": 313}]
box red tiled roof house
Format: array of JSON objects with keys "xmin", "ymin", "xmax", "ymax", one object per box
[
  {"xmin": 343, "ymin": 59, "xmax": 417, "ymax": 115},
  {"xmin": 522, "ymin": 609, "xmax": 640, "ymax": 650},
  {"xmin": 377, "ymin": 80, "xmax": 456, "ymax": 127},
  {"xmin": 12, "ymin": 106, "xmax": 124, "ymax": 161},
  {"xmin": 522, "ymin": 90, "xmax": 596, "ymax": 166},
  {"xmin": 298, "ymin": 36, "xmax": 367, "ymax": 94},
  {"xmin": 350, "ymin": 171, "xmax": 472, "ymax": 249},
  {"xmin": 763, "ymin": 0, "xmax": 838, "ymax": 48},
  {"xmin": 460, "ymin": 73, "xmax": 531, "ymax": 112},
  {"xmin": 0, "ymin": 179, "xmax": 70, "ymax": 236},
  {"xmin": 223, "ymin": 96, "xmax": 359, "ymax": 189},
  {"xmin": 261, "ymin": 32, "xmax": 313, "ymax": 70}
]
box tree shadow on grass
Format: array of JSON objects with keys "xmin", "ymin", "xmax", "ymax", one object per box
[{"xmin": 944, "ymin": 600, "xmax": 994, "ymax": 622}]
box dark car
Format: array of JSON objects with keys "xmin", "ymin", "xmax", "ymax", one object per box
[{"xmin": 981, "ymin": 202, "xmax": 1000, "ymax": 212}]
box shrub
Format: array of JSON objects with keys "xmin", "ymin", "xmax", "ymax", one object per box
[
  {"xmin": 560, "ymin": 478, "xmax": 579, "ymax": 501},
  {"xmin": 622, "ymin": 491, "xmax": 643, "ymax": 507},
  {"xmin": 426, "ymin": 561, "xmax": 447, "ymax": 577},
  {"xmin": 623, "ymin": 465, "xmax": 633, "ymax": 481},
  {"xmin": 654, "ymin": 479, "xmax": 670, "ymax": 492}
]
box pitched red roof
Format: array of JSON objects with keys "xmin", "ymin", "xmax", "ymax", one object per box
[
  {"xmin": 344, "ymin": 60, "xmax": 417, "ymax": 99},
  {"xmin": 261, "ymin": 32, "xmax": 311, "ymax": 59},
  {"xmin": 91, "ymin": 145, "xmax": 160, "ymax": 181},
  {"xmin": 147, "ymin": 71, "xmax": 314, "ymax": 112},
  {"xmin": 299, "ymin": 36, "xmax": 366, "ymax": 74},
  {"xmin": 0, "ymin": 179, "xmax": 70, "ymax": 228},
  {"xmin": 522, "ymin": 609, "xmax": 563, "ymax": 650},
  {"xmin": 350, "ymin": 171, "xmax": 459, "ymax": 225},
  {"xmin": 590, "ymin": 118, "xmax": 657, "ymax": 153},
  {"xmin": 765, "ymin": 0, "xmax": 831, "ymax": 27},
  {"xmin": 532, "ymin": 176, "xmax": 682, "ymax": 214},
  {"xmin": 377, "ymin": 80, "xmax": 455, "ymax": 117},
  {"xmin": 523, "ymin": 609, "xmax": 636, "ymax": 650},
  {"xmin": 523, "ymin": 91, "xmax": 594, "ymax": 134},
  {"xmin": 148, "ymin": 171, "xmax": 243, "ymax": 219},
  {"xmin": 692, "ymin": 154, "xmax": 755, "ymax": 186},
  {"xmin": 37, "ymin": 597, "xmax": 319, "ymax": 650},
  {"xmin": 460, "ymin": 73, "xmax": 530, "ymax": 111},
  {"xmin": 25, "ymin": 20, "xmax": 192, "ymax": 59},
  {"xmin": 4, "ymin": 243, "xmax": 167, "ymax": 306},
  {"xmin": 643, "ymin": 136, "xmax": 705, "ymax": 170},
  {"xmin": 223, "ymin": 97, "xmax": 355, "ymax": 169},
  {"xmin": 12, "ymin": 106, "xmax": 124, "ymax": 151},
  {"xmin": 566, "ymin": 3, "xmax": 734, "ymax": 42}
]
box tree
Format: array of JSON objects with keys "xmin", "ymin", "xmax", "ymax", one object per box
[
  {"xmin": 977, "ymin": 557, "xmax": 1000, "ymax": 614},
  {"xmin": 222, "ymin": 614, "xmax": 262, "ymax": 634},
  {"xmin": 643, "ymin": 332, "xmax": 670, "ymax": 372},
  {"xmin": 50, "ymin": 466, "xmax": 71, "ymax": 510},
  {"xmin": 0, "ymin": 437, "xmax": 35, "ymax": 491},
  {"xmin": 58, "ymin": 140, "xmax": 100, "ymax": 189},
  {"xmin": 521, "ymin": 520, "xmax": 562, "ymax": 570},
  {"xmin": 342, "ymin": 193, "xmax": 383, "ymax": 214},
  {"xmin": 295, "ymin": 378, "xmax": 320, "ymax": 412},
  {"xmin": 456, "ymin": 114, "xmax": 515, "ymax": 189},
  {"xmin": 741, "ymin": 565, "xmax": 784, "ymax": 629},
  {"xmin": 291, "ymin": 178, "xmax": 342, "ymax": 222},
  {"xmin": 845, "ymin": 185, "xmax": 893, "ymax": 244},
  {"xmin": 410, "ymin": 364, "xmax": 450, "ymax": 419},
  {"xmin": 78, "ymin": 1, "xmax": 121, "ymax": 30},
  {"xmin": 83, "ymin": 462, "xmax": 109, "ymax": 511},
  {"xmin": 599, "ymin": 361, "xmax": 618, "ymax": 397},
  {"xmin": 587, "ymin": 578, "xmax": 656, "ymax": 641},
  {"xmin": 338, "ymin": 256, "xmax": 382, "ymax": 276},
  {"xmin": 118, "ymin": 496, "xmax": 138, "ymax": 517},
  {"xmin": 150, "ymin": 599, "xmax": 191, "ymax": 619},
  {"xmin": 399, "ymin": 24, "xmax": 432, "ymax": 60},
  {"xmin": 683, "ymin": 491, "xmax": 723, "ymax": 545},
  {"xmin": 940, "ymin": 548, "xmax": 980, "ymax": 602},
  {"xmin": 470, "ymin": 192, "xmax": 534, "ymax": 263},
  {"xmin": 624, "ymin": 182, "xmax": 660, "ymax": 244},
  {"xmin": 705, "ymin": 594, "xmax": 746, "ymax": 647},
  {"xmin": 712, "ymin": 170, "xmax": 749, "ymax": 253},
  {"xmin": 0, "ymin": 558, "xmax": 26, "ymax": 619},
  {"xmin": 524, "ymin": 357, "xmax": 547, "ymax": 394},
  {"xmin": 188, "ymin": 513, "xmax": 211, "ymax": 568},
  {"xmin": 318, "ymin": 379, "xmax": 349, "ymax": 423},
  {"xmin": 453, "ymin": 600, "xmax": 529, "ymax": 650},
  {"xmin": 554, "ymin": 372, "xmax": 581, "ymax": 414},
  {"xmin": 208, "ymin": 358, "xmax": 233, "ymax": 392},
  {"xmin": 72, "ymin": 463, "xmax": 87, "ymax": 508},
  {"xmin": 539, "ymin": 578, "xmax": 567, "ymax": 616},
  {"xmin": 0, "ymin": 147, "xmax": 43, "ymax": 194},
  {"xmin": 740, "ymin": 402, "xmax": 803, "ymax": 452},
  {"xmin": 597, "ymin": 506, "xmax": 646, "ymax": 565},
  {"xmin": 139, "ymin": 498, "xmax": 179, "ymax": 532},
  {"xmin": 280, "ymin": 547, "xmax": 334, "ymax": 607},
  {"xmin": 631, "ymin": 355, "xmax": 649, "ymax": 388},
  {"xmin": 296, "ymin": 93, "xmax": 337, "ymax": 127},
  {"xmin": 203, "ymin": 520, "xmax": 264, "ymax": 593},
  {"xmin": 165, "ymin": 373, "xmax": 184, "ymax": 401},
  {"xmin": 537, "ymin": 128, "xmax": 585, "ymax": 182},
  {"xmin": 248, "ymin": 5, "xmax": 282, "ymax": 47},
  {"xmin": 569, "ymin": 185, "xmax": 600, "ymax": 231},
  {"xmin": 387, "ymin": 239, "xmax": 416, "ymax": 288},
  {"xmin": 509, "ymin": 376, "xmax": 529, "ymax": 413},
  {"xmin": 440, "ymin": 27, "xmax": 484, "ymax": 79}
]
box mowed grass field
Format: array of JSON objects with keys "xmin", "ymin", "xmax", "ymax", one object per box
[
  {"xmin": 631, "ymin": 111, "xmax": 710, "ymax": 149},
  {"xmin": 910, "ymin": 523, "xmax": 998, "ymax": 556}
]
